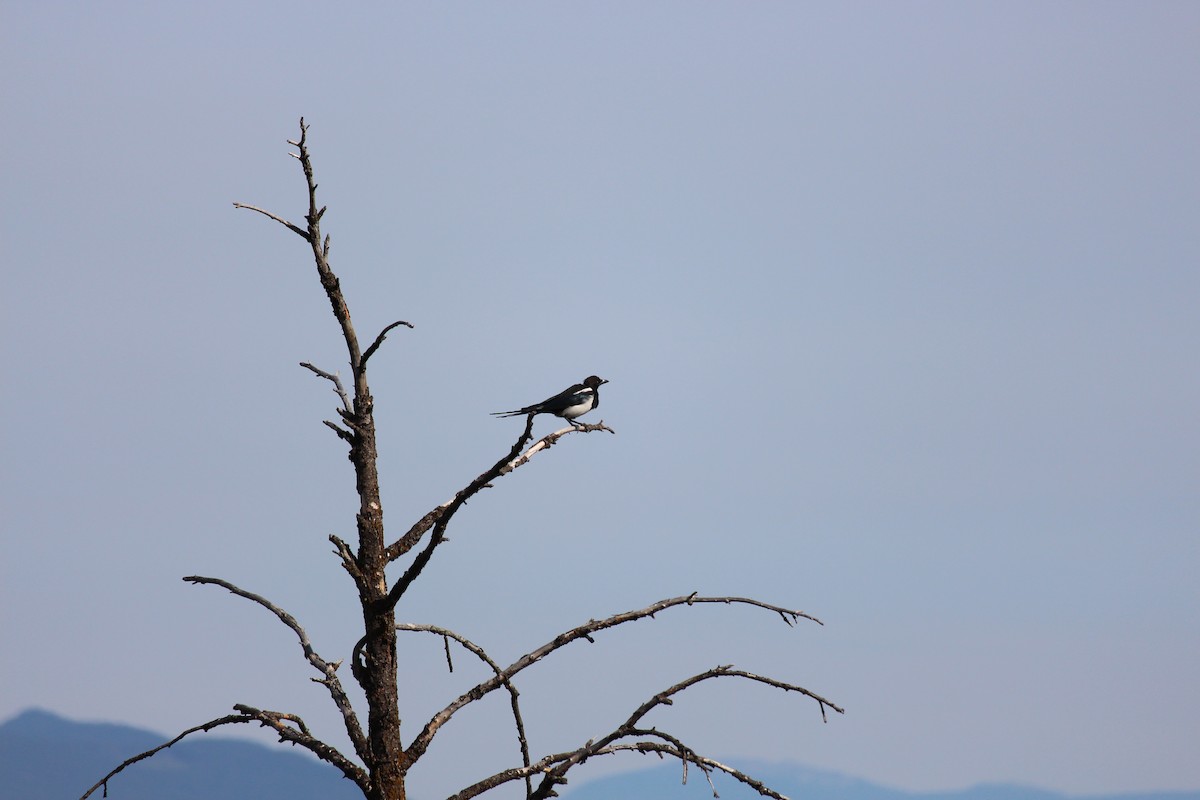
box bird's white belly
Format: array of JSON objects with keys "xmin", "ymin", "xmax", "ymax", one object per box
[{"xmin": 560, "ymin": 396, "xmax": 595, "ymax": 419}]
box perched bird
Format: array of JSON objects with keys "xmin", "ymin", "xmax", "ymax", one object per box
[{"xmin": 492, "ymin": 375, "xmax": 609, "ymax": 427}]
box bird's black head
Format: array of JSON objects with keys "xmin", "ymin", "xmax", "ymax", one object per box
[{"xmin": 583, "ymin": 375, "xmax": 608, "ymax": 388}]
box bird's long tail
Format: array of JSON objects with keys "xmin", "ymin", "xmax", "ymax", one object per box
[{"xmin": 490, "ymin": 408, "xmax": 533, "ymax": 418}]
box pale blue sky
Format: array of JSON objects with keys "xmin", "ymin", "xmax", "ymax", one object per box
[{"xmin": 2, "ymin": 3, "xmax": 1198, "ymax": 798}]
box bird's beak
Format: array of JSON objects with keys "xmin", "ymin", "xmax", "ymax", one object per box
[{"xmin": 600, "ymin": 379, "xmax": 609, "ymax": 385}]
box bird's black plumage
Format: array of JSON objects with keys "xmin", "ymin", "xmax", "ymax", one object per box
[{"xmin": 492, "ymin": 375, "xmax": 608, "ymax": 425}]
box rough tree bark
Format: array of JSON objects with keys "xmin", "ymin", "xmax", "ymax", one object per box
[{"xmin": 81, "ymin": 120, "xmax": 841, "ymax": 800}]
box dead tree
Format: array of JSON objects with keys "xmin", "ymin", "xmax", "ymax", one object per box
[{"xmin": 81, "ymin": 119, "xmax": 842, "ymax": 800}]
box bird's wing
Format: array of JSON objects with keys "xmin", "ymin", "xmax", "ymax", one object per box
[
  {"xmin": 535, "ymin": 383, "xmax": 588, "ymax": 414},
  {"xmin": 491, "ymin": 382, "xmax": 589, "ymax": 417}
]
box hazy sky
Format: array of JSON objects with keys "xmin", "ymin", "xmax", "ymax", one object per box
[{"xmin": 3, "ymin": 3, "xmax": 1197, "ymax": 798}]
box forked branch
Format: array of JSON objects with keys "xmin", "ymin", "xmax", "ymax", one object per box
[
  {"xmin": 385, "ymin": 417, "xmax": 615, "ymax": 566},
  {"xmin": 300, "ymin": 361, "xmax": 352, "ymax": 415}
]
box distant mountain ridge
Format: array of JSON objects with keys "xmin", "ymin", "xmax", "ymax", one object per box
[
  {"xmin": 0, "ymin": 708, "xmax": 360, "ymax": 800},
  {"xmin": 2, "ymin": 708, "xmax": 1196, "ymax": 800}
]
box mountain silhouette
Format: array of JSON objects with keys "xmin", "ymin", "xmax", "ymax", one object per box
[
  {"xmin": 0, "ymin": 708, "xmax": 360, "ymax": 799},
  {"xmin": 3, "ymin": 709, "xmax": 1197, "ymax": 800}
]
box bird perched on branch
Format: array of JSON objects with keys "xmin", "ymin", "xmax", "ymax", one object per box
[{"xmin": 492, "ymin": 375, "xmax": 609, "ymax": 427}]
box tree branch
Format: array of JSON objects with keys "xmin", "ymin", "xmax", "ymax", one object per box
[
  {"xmin": 384, "ymin": 417, "xmax": 614, "ymax": 565},
  {"xmin": 301, "ymin": 361, "xmax": 353, "ymax": 415},
  {"xmin": 231, "ymin": 202, "xmax": 310, "ymax": 240},
  {"xmin": 498, "ymin": 420, "xmax": 614, "ymax": 475},
  {"xmin": 330, "ymin": 534, "xmax": 364, "ymax": 585},
  {"xmin": 80, "ymin": 712, "xmax": 251, "ymax": 799},
  {"xmin": 603, "ymin": 741, "xmax": 788, "ymax": 800},
  {"xmin": 619, "ymin": 729, "xmax": 718, "ymax": 795},
  {"xmin": 527, "ymin": 664, "xmax": 840, "ymax": 798},
  {"xmin": 79, "ymin": 706, "xmax": 369, "ymax": 800},
  {"xmin": 183, "ymin": 575, "xmax": 370, "ymax": 764},
  {"xmin": 290, "ymin": 119, "xmax": 366, "ymax": 383},
  {"xmin": 378, "ymin": 413, "xmax": 540, "ymax": 613},
  {"xmin": 452, "ymin": 663, "xmax": 839, "ymax": 800},
  {"xmin": 361, "ymin": 319, "xmax": 414, "ymax": 367},
  {"xmin": 448, "ymin": 735, "xmax": 791, "ymax": 800},
  {"xmin": 405, "ymin": 594, "xmax": 827, "ymax": 765},
  {"xmin": 231, "ymin": 704, "xmax": 369, "ymax": 791},
  {"xmin": 446, "ymin": 748, "xmax": 576, "ymax": 800},
  {"xmin": 385, "ymin": 415, "xmax": 534, "ymax": 563},
  {"xmin": 391, "ymin": 623, "xmax": 533, "ymax": 796}
]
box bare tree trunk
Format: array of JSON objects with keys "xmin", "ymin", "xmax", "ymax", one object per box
[{"xmin": 353, "ymin": 417, "xmax": 406, "ymax": 800}]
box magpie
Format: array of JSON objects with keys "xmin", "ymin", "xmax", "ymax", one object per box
[{"xmin": 492, "ymin": 375, "xmax": 609, "ymax": 427}]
